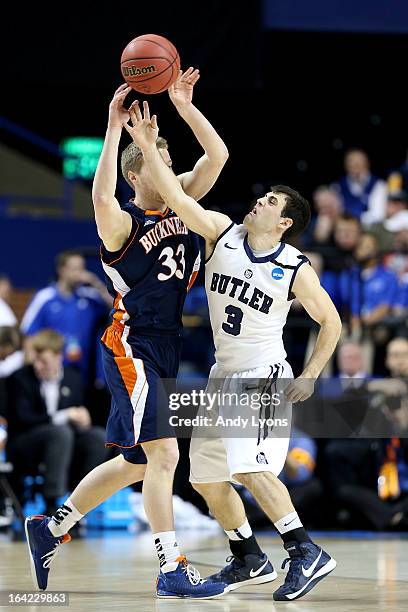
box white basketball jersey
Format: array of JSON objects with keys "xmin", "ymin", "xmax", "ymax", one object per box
[{"xmin": 205, "ymin": 223, "xmax": 310, "ymax": 371}]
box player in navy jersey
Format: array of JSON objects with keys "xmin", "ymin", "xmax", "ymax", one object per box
[{"xmin": 25, "ymin": 70, "xmax": 229, "ymax": 599}]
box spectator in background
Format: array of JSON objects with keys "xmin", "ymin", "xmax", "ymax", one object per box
[
  {"xmin": 21, "ymin": 250, "xmax": 111, "ymax": 383},
  {"xmin": 0, "ymin": 275, "xmax": 17, "ymax": 327},
  {"xmin": 337, "ymin": 341, "xmax": 368, "ymax": 382},
  {"xmin": 324, "ymin": 342, "xmax": 408, "ymax": 532},
  {"xmin": 349, "ymin": 232, "xmax": 398, "ymax": 334},
  {"xmin": 318, "ymin": 214, "xmax": 361, "ymax": 318},
  {"xmin": 303, "ymin": 186, "xmax": 343, "ymax": 248},
  {"xmin": 0, "ymin": 326, "xmax": 24, "ymax": 379},
  {"xmin": 371, "ymin": 190, "xmax": 408, "ymax": 253},
  {"xmin": 334, "ymin": 149, "xmax": 387, "ymax": 225},
  {"xmin": 388, "ymin": 149, "xmax": 408, "ymax": 196},
  {"xmin": 386, "ymin": 337, "xmax": 408, "ymax": 378},
  {"xmin": 325, "ymin": 434, "xmax": 408, "ymax": 530},
  {"xmin": 5, "ymin": 330, "xmax": 107, "ymax": 515},
  {"xmin": 367, "ymin": 337, "xmax": 408, "ymax": 401},
  {"xmin": 317, "ymin": 341, "xmax": 371, "ymax": 433},
  {"xmin": 333, "ymin": 213, "xmax": 362, "ymax": 261}
]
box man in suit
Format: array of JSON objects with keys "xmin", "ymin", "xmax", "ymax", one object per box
[{"xmin": 6, "ymin": 330, "xmax": 107, "ymax": 515}]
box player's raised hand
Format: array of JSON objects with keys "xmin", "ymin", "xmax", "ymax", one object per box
[
  {"xmin": 168, "ymin": 67, "xmax": 200, "ymax": 108},
  {"xmin": 124, "ymin": 100, "xmax": 159, "ymax": 150},
  {"xmin": 108, "ymin": 83, "xmax": 132, "ymax": 128}
]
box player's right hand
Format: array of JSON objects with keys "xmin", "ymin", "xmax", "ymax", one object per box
[{"xmin": 108, "ymin": 83, "xmax": 132, "ymax": 128}]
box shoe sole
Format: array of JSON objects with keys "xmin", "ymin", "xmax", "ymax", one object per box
[
  {"xmin": 156, "ymin": 589, "xmax": 227, "ymax": 600},
  {"xmin": 226, "ymin": 569, "xmax": 278, "ymax": 592},
  {"xmin": 274, "ymin": 557, "xmax": 337, "ymax": 601},
  {"xmin": 24, "ymin": 518, "xmax": 41, "ymax": 591}
]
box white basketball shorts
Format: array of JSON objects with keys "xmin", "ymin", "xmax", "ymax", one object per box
[{"xmin": 189, "ymin": 360, "xmax": 293, "ymax": 484}]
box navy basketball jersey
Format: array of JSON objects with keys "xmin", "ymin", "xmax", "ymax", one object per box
[{"xmin": 100, "ymin": 201, "xmax": 201, "ymax": 333}]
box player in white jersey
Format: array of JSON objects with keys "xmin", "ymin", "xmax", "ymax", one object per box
[{"xmin": 127, "ymin": 102, "xmax": 342, "ymax": 602}]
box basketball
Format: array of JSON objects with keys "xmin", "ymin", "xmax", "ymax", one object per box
[{"xmin": 120, "ymin": 34, "xmax": 180, "ymax": 94}]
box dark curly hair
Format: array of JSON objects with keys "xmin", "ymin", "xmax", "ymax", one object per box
[{"xmin": 271, "ymin": 184, "xmax": 311, "ymax": 239}]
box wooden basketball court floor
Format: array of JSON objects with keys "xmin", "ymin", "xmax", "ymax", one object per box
[{"xmin": 1, "ymin": 530, "xmax": 407, "ymax": 611}]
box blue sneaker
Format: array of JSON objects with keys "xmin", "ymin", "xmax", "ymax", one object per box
[
  {"xmin": 25, "ymin": 515, "xmax": 71, "ymax": 590},
  {"xmin": 156, "ymin": 556, "xmax": 227, "ymax": 599},
  {"xmin": 273, "ymin": 541, "xmax": 336, "ymax": 601},
  {"xmin": 206, "ymin": 553, "xmax": 277, "ymax": 592}
]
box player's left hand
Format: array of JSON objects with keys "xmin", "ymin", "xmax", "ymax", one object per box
[
  {"xmin": 168, "ymin": 67, "xmax": 200, "ymax": 108},
  {"xmin": 124, "ymin": 100, "xmax": 159, "ymax": 151},
  {"xmin": 284, "ymin": 377, "xmax": 315, "ymax": 403}
]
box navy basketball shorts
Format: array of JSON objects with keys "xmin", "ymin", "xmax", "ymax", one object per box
[{"xmin": 101, "ymin": 322, "xmax": 181, "ymax": 464}]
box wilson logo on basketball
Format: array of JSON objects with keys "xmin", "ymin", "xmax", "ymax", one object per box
[{"xmin": 122, "ymin": 65, "xmax": 156, "ymax": 77}]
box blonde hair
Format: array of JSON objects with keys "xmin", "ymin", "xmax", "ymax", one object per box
[
  {"xmin": 121, "ymin": 137, "xmax": 168, "ymax": 188},
  {"xmin": 31, "ymin": 329, "xmax": 64, "ymax": 354}
]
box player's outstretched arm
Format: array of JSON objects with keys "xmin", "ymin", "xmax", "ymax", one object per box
[
  {"xmin": 92, "ymin": 84, "xmax": 132, "ymax": 251},
  {"xmin": 285, "ymin": 263, "xmax": 342, "ymax": 403},
  {"xmin": 168, "ymin": 68, "xmax": 229, "ymax": 200},
  {"xmin": 124, "ymin": 101, "xmax": 231, "ymax": 242}
]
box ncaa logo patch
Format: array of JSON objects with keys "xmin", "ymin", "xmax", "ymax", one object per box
[
  {"xmin": 256, "ymin": 452, "xmax": 268, "ymax": 465},
  {"xmin": 244, "ymin": 269, "xmax": 253, "ymax": 279},
  {"xmin": 271, "ymin": 267, "xmax": 284, "ymax": 280}
]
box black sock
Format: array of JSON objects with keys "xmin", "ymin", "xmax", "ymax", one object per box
[
  {"xmin": 280, "ymin": 527, "xmax": 312, "ymax": 545},
  {"xmin": 229, "ymin": 534, "xmax": 264, "ymax": 560}
]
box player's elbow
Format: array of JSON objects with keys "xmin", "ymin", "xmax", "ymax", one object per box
[
  {"xmin": 218, "ymin": 144, "xmax": 229, "ymax": 163},
  {"xmin": 211, "ymin": 146, "xmax": 229, "ymax": 167}
]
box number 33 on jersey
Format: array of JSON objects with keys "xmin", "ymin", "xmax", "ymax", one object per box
[{"xmin": 100, "ymin": 202, "xmax": 200, "ymax": 332}]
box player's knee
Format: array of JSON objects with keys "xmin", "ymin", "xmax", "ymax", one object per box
[{"xmin": 144, "ymin": 439, "xmax": 179, "ymax": 473}]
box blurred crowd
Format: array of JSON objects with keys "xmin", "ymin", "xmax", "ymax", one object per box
[{"xmin": 0, "ymin": 147, "xmax": 408, "ymax": 533}]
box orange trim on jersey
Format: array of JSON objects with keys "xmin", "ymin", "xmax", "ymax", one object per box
[
  {"xmin": 145, "ymin": 207, "xmax": 169, "ymax": 217},
  {"xmin": 105, "ymin": 436, "xmax": 175, "ymax": 450},
  {"xmin": 187, "ymin": 270, "xmax": 199, "ymax": 292},
  {"xmin": 100, "ymin": 220, "xmax": 140, "ymax": 266},
  {"xmin": 101, "ymin": 322, "xmax": 126, "ymax": 356},
  {"xmin": 111, "ymin": 292, "xmax": 129, "ymax": 324}
]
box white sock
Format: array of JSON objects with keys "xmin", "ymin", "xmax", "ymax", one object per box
[
  {"xmin": 47, "ymin": 498, "xmax": 84, "ymax": 537},
  {"xmin": 225, "ymin": 519, "xmax": 253, "ymax": 541},
  {"xmin": 153, "ymin": 531, "xmax": 181, "ymax": 573},
  {"xmin": 274, "ymin": 511, "xmax": 303, "ymax": 534}
]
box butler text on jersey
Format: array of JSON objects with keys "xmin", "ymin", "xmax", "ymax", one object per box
[{"xmin": 209, "ymin": 272, "xmax": 274, "ymax": 314}]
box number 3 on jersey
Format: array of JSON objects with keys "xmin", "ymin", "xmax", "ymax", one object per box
[
  {"xmin": 222, "ymin": 304, "xmax": 243, "ymax": 336},
  {"xmin": 158, "ymin": 245, "xmax": 186, "ymax": 281}
]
